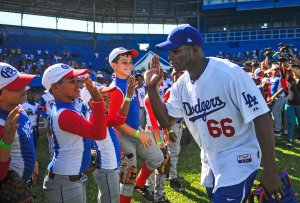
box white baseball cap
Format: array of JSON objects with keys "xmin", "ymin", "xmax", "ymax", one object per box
[
  {"xmin": 254, "ymin": 68, "xmax": 262, "ymax": 76},
  {"xmin": 109, "ymin": 47, "xmax": 138, "ymax": 64},
  {"xmin": 80, "ymin": 82, "xmax": 117, "ymax": 104},
  {"xmin": 0, "ymin": 62, "xmax": 35, "ymax": 90},
  {"xmin": 42, "ymin": 63, "xmax": 88, "ymax": 90},
  {"xmin": 97, "ymin": 73, "xmax": 104, "ymax": 78}
]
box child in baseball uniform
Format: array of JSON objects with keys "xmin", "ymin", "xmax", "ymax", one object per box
[
  {"xmin": 42, "ymin": 63, "xmax": 107, "ymax": 203},
  {"xmin": 108, "ymin": 47, "xmax": 164, "ymax": 203},
  {"xmin": 163, "ymin": 70, "xmax": 185, "ymax": 193},
  {"xmin": 22, "ymin": 86, "xmax": 39, "ymax": 148},
  {"xmin": 80, "ymin": 76, "xmax": 135, "ymax": 203},
  {"xmin": 146, "ymin": 25, "xmax": 284, "ymax": 202},
  {"xmin": 0, "ymin": 62, "xmax": 36, "ymax": 202},
  {"xmin": 135, "ymin": 73, "xmax": 147, "ymax": 130},
  {"xmin": 144, "ymin": 78, "xmax": 170, "ymax": 203}
]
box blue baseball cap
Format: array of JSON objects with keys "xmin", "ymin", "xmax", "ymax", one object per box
[{"xmin": 155, "ymin": 25, "xmax": 203, "ymax": 50}]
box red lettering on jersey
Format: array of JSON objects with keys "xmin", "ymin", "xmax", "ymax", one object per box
[{"xmin": 207, "ymin": 118, "xmax": 235, "ymax": 138}]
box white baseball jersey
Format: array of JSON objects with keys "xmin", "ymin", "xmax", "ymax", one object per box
[
  {"xmin": 22, "ymin": 101, "xmax": 39, "ymax": 127},
  {"xmin": 166, "ymin": 57, "xmax": 269, "ymax": 192},
  {"xmin": 38, "ymin": 92, "xmax": 54, "ymax": 127},
  {"xmin": 135, "ymin": 85, "xmax": 147, "ymax": 108}
]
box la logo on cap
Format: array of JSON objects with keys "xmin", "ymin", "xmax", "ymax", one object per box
[
  {"xmin": 187, "ymin": 38, "xmax": 192, "ymax": 42},
  {"xmin": 1, "ymin": 65, "xmax": 17, "ymax": 78}
]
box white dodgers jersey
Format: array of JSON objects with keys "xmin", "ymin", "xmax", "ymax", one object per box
[{"xmin": 166, "ymin": 57, "xmax": 269, "ymax": 192}]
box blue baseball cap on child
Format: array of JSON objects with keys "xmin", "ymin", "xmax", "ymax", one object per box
[{"xmin": 155, "ymin": 25, "xmax": 203, "ymax": 50}]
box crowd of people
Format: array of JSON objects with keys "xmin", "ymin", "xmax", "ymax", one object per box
[{"xmin": 0, "ymin": 25, "xmax": 299, "ymax": 203}]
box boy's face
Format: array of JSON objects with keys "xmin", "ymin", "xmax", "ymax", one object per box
[
  {"xmin": 53, "ymin": 76, "xmax": 81, "ymax": 102},
  {"xmin": 0, "ymin": 88, "xmax": 26, "ymax": 111},
  {"xmin": 112, "ymin": 55, "xmax": 133, "ymax": 79},
  {"xmin": 26, "ymin": 89, "xmax": 35, "ymax": 101},
  {"xmin": 136, "ymin": 76, "xmax": 144, "ymax": 87},
  {"xmin": 102, "ymin": 92, "xmax": 110, "ymax": 112}
]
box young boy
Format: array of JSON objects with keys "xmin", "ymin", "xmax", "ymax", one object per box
[
  {"xmin": 22, "ymin": 86, "xmax": 39, "ymax": 148},
  {"xmin": 108, "ymin": 47, "xmax": 163, "ymax": 203},
  {"xmin": 144, "ymin": 78, "xmax": 170, "ymax": 203},
  {"xmin": 81, "ymin": 76, "xmax": 135, "ymax": 203},
  {"xmin": 42, "ymin": 63, "xmax": 107, "ymax": 203},
  {"xmin": 0, "ymin": 62, "xmax": 36, "ymax": 184}
]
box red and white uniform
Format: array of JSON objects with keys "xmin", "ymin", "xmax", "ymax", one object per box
[{"xmin": 166, "ymin": 57, "xmax": 269, "ymax": 192}]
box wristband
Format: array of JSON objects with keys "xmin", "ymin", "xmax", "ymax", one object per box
[
  {"xmin": 0, "ymin": 139, "xmax": 11, "ymax": 149},
  {"xmin": 134, "ymin": 130, "xmax": 139, "ymax": 138},
  {"xmin": 47, "ymin": 115, "xmax": 50, "ymax": 120},
  {"xmin": 168, "ymin": 129, "xmax": 173, "ymax": 134},
  {"xmin": 124, "ymin": 96, "xmax": 132, "ymax": 102},
  {"xmin": 157, "ymin": 141, "xmax": 163, "ymax": 145}
]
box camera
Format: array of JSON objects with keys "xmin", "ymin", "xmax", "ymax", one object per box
[
  {"xmin": 264, "ymin": 47, "xmax": 274, "ymax": 58},
  {"xmin": 278, "ymin": 43, "xmax": 292, "ymax": 62}
]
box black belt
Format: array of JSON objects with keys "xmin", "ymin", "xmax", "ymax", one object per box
[{"xmin": 46, "ymin": 170, "xmax": 82, "ymax": 182}]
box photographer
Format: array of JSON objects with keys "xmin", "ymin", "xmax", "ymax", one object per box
[
  {"xmin": 283, "ymin": 61, "xmax": 300, "ymax": 146},
  {"xmin": 262, "ymin": 47, "xmax": 273, "ymax": 70}
]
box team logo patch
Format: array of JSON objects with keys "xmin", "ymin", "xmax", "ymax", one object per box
[
  {"xmin": 61, "ymin": 64, "xmax": 71, "ymax": 69},
  {"xmin": 242, "ymin": 92, "xmax": 258, "ymax": 108},
  {"xmin": 1, "ymin": 66, "xmax": 17, "ymax": 78},
  {"xmin": 237, "ymin": 154, "xmax": 252, "ymax": 163}
]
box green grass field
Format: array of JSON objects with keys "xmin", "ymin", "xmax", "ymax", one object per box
[{"xmin": 32, "ymin": 129, "xmax": 299, "ymax": 203}]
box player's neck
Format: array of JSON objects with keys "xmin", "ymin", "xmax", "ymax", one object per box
[{"xmin": 189, "ymin": 57, "xmax": 208, "ymax": 82}]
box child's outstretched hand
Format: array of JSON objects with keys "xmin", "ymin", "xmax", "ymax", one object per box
[
  {"xmin": 126, "ymin": 75, "xmax": 136, "ymax": 99},
  {"xmin": 84, "ymin": 75, "xmax": 103, "ymax": 101}
]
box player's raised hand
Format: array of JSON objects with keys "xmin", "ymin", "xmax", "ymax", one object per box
[
  {"xmin": 126, "ymin": 75, "xmax": 136, "ymax": 98},
  {"xmin": 84, "ymin": 75, "xmax": 103, "ymax": 101},
  {"xmin": 2, "ymin": 107, "xmax": 21, "ymax": 145},
  {"xmin": 145, "ymin": 54, "xmax": 162, "ymax": 88}
]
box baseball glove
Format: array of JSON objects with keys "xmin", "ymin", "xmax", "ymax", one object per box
[
  {"xmin": 0, "ymin": 170, "xmax": 34, "ymax": 203},
  {"xmin": 180, "ymin": 122, "xmax": 192, "ymax": 146}
]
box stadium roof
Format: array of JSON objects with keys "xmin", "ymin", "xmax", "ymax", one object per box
[{"xmin": 0, "ymin": 0, "xmax": 201, "ymax": 25}]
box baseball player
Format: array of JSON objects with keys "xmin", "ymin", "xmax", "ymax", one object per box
[
  {"xmin": 135, "ymin": 73, "xmax": 147, "ymax": 130},
  {"xmin": 0, "ymin": 62, "xmax": 36, "ymax": 183},
  {"xmin": 163, "ymin": 69, "xmax": 185, "ymax": 193},
  {"xmin": 145, "ymin": 25, "xmax": 284, "ymax": 202},
  {"xmin": 108, "ymin": 47, "xmax": 163, "ymax": 203},
  {"xmin": 144, "ymin": 78, "xmax": 170, "ymax": 203},
  {"xmin": 42, "ymin": 63, "xmax": 107, "ymax": 203},
  {"xmin": 81, "ymin": 77, "xmax": 135, "ymax": 203},
  {"xmin": 22, "ymin": 86, "xmax": 39, "ymax": 148},
  {"xmin": 37, "ymin": 90, "xmax": 54, "ymax": 159}
]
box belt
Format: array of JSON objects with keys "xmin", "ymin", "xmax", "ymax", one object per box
[
  {"xmin": 146, "ymin": 125, "xmax": 162, "ymax": 131},
  {"xmin": 46, "ymin": 170, "xmax": 82, "ymax": 182}
]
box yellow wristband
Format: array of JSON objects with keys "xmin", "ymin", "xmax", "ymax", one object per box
[
  {"xmin": 157, "ymin": 141, "xmax": 163, "ymax": 145},
  {"xmin": 134, "ymin": 130, "xmax": 139, "ymax": 138}
]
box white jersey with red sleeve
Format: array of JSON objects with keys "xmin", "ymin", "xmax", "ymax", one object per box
[
  {"xmin": 144, "ymin": 93, "xmax": 162, "ymax": 131},
  {"xmin": 165, "ymin": 57, "xmax": 270, "ymax": 192}
]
